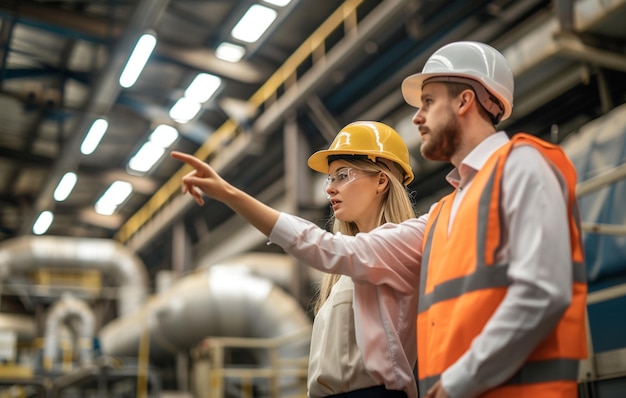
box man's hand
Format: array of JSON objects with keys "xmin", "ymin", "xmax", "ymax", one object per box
[{"xmin": 425, "ymin": 380, "xmax": 449, "ymax": 398}]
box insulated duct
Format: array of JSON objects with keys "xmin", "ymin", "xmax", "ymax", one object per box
[
  {"xmin": 0, "ymin": 236, "xmax": 149, "ymax": 316},
  {"xmin": 43, "ymin": 293, "xmax": 95, "ymax": 369},
  {"xmin": 198, "ymin": 252, "xmax": 323, "ymax": 297},
  {"xmin": 98, "ymin": 264, "xmax": 311, "ymax": 363}
]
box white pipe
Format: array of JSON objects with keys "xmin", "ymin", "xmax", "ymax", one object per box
[
  {"xmin": 576, "ymin": 163, "xmax": 626, "ymax": 197},
  {"xmin": 0, "ymin": 236, "xmax": 149, "ymax": 316},
  {"xmin": 43, "ymin": 294, "xmax": 95, "ymax": 369},
  {"xmin": 98, "ymin": 265, "xmax": 311, "ymax": 362}
]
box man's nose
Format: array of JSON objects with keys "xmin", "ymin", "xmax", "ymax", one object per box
[{"xmin": 412, "ymin": 109, "xmax": 424, "ymax": 125}]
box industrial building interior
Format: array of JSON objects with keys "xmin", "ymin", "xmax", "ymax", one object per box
[{"xmin": 0, "ymin": 0, "xmax": 625, "ymax": 397}]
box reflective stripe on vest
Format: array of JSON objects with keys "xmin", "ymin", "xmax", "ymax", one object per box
[{"xmin": 417, "ymin": 133, "xmax": 587, "ymax": 395}]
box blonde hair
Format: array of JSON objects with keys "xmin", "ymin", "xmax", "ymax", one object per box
[{"xmin": 312, "ymin": 157, "xmax": 416, "ymax": 314}]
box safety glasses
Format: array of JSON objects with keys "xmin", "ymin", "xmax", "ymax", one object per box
[{"xmin": 324, "ymin": 168, "xmax": 378, "ymax": 192}]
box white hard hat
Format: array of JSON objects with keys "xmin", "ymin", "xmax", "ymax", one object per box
[{"xmin": 401, "ymin": 41, "xmax": 514, "ymax": 123}]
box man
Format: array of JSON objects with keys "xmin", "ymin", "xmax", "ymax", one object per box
[
  {"xmin": 401, "ymin": 41, "xmax": 587, "ymax": 398},
  {"xmin": 172, "ymin": 41, "xmax": 588, "ymax": 398}
]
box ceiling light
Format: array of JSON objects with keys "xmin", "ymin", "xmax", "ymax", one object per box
[
  {"xmin": 231, "ymin": 5, "xmax": 277, "ymax": 43},
  {"xmin": 185, "ymin": 73, "xmax": 222, "ymax": 103},
  {"xmin": 128, "ymin": 125, "xmax": 178, "ymax": 174},
  {"xmin": 95, "ymin": 181, "xmax": 133, "ymax": 216},
  {"xmin": 216, "ymin": 42, "xmax": 246, "ymax": 62},
  {"xmin": 169, "ymin": 97, "xmax": 202, "ymax": 124},
  {"xmin": 150, "ymin": 124, "xmax": 179, "ymax": 147},
  {"xmin": 53, "ymin": 172, "xmax": 77, "ymax": 202},
  {"xmin": 128, "ymin": 142, "xmax": 165, "ymax": 174},
  {"xmin": 262, "ymin": 0, "xmax": 292, "ymax": 6},
  {"xmin": 119, "ymin": 33, "xmax": 157, "ymax": 88},
  {"xmin": 33, "ymin": 211, "xmax": 53, "ymax": 235},
  {"xmin": 80, "ymin": 118, "xmax": 108, "ymax": 155}
]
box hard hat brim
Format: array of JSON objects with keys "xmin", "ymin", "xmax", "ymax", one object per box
[
  {"xmin": 308, "ymin": 149, "xmax": 373, "ymax": 174},
  {"xmin": 401, "ymin": 72, "xmax": 513, "ymax": 122},
  {"xmin": 308, "ymin": 149, "xmax": 415, "ymax": 185}
]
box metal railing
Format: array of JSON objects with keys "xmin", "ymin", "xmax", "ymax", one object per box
[{"xmin": 190, "ymin": 327, "xmax": 311, "ymax": 398}]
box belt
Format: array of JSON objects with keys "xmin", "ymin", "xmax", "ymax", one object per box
[{"xmin": 326, "ymin": 385, "xmax": 408, "ymax": 398}]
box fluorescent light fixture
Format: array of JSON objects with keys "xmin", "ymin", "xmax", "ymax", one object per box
[
  {"xmin": 263, "ymin": 0, "xmax": 292, "ymax": 6},
  {"xmin": 169, "ymin": 97, "xmax": 202, "ymax": 123},
  {"xmin": 33, "ymin": 211, "xmax": 53, "ymax": 235},
  {"xmin": 216, "ymin": 42, "xmax": 246, "ymax": 62},
  {"xmin": 80, "ymin": 118, "xmax": 108, "ymax": 155},
  {"xmin": 128, "ymin": 142, "xmax": 165, "ymax": 173},
  {"xmin": 128, "ymin": 125, "xmax": 179, "ymax": 173},
  {"xmin": 53, "ymin": 172, "xmax": 77, "ymax": 201},
  {"xmin": 185, "ymin": 73, "xmax": 222, "ymax": 103},
  {"xmin": 95, "ymin": 181, "xmax": 133, "ymax": 216},
  {"xmin": 150, "ymin": 124, "xmax": 179, "ymax": 147},
  {"xmin": 119, "ymin": 33, "xmax": 157, "ymax": 88},
  {"xmin": 231, "ymin": 5, "xmax": 277, "ymax": 43}
]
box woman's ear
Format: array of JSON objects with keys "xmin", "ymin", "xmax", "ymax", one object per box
[{"xmin": 377, "ymin": 172, "xmax": 389, "ymax": 193}]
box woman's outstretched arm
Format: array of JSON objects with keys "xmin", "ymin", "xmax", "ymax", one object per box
[{"xmin": 170, "ymin": 151, "xmax": 280, "ymax": 236}]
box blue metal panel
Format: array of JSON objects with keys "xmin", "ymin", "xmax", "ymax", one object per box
[
  {"xmin": 563, "ymin": 105, "xmax": 626, "ymax": 357},
  {"xmin": 564, "ymin": 105, "xmax": 626, "ymax": 285}
]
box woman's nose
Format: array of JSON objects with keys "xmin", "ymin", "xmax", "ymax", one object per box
[{"xmin": 325, "ymin": 184, "xmax": 336, "ymax": 199}]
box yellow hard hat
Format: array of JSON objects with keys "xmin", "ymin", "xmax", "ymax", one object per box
[{"xmin": 308, "ymin": 121, "xmax": 414, "ymax": 185}]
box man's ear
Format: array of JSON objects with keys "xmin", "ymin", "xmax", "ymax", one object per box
[{"xmin": 458, "ymin": 89, "xmax": 475, "ymax": 116}]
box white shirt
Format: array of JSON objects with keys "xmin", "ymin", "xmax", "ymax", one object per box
[
  {"xmin": 269, "ymin": 131, "xmax": 572, "ymax": 398},
  {"xmin": 307, "ymin": 275, "xmax": 378, "ymax": 397},
  {"xmin": 270, "ymin": 214, "xmax": 427, "ymax": 398},
  {"xmin": 441, "ymin": 132, "xmax": 573, "ymax": 398}
]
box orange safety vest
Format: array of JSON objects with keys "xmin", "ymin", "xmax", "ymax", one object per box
[{"xmin": 417, "ymin": 133, "xmax": 587, "ymax": 397}]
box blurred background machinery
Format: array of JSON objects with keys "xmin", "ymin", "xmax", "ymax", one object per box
[{"xmin": 0, "ymin": 0, "xmax": 625, "ymax": 397}]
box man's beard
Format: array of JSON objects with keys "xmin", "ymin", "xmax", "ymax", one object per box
[{"xmin": 420, "ymin": 109, "xmax": 461, "ymax": 162}]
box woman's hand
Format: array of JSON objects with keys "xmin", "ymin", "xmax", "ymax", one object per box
[
  {"xmin": 170, "ymin": 150, "xmax": 280, "ymax": 236},
  {"xmin": 170, "ymin": 151, "xmax": 228, "ymax": 205}
]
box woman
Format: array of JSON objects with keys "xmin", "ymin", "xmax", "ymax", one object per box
[{"xmin": 171, "ymin": 121, "xmax": 422, "ymax": 398}]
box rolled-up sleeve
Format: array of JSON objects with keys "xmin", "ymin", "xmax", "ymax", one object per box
[{"xmin": 269, "ymin": 212, "xmax": 426, "ymax": 292}]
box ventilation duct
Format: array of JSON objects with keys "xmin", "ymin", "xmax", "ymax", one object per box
[
  {"xmin": 98, "ymin": 264, "xmax": 311, "ymax": 362},
  {"xmin": 0, "ymin": 236, "xmax": 149, "ymax": 316},
  {"xmin": 198, "ymin": 252, "xmax": 323, "ymax": 297},
  {"xmin": 43, "ymin": 293, "xmax": 96, "ymax": 370}
]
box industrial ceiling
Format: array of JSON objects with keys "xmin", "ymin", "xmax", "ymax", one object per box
[{"xmin": 1, "ymin": 0, "xmax": 626, "ymax": 285}]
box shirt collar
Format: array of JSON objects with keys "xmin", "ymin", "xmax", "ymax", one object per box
[{"xmin": 446, "ymin": 131, "xmax": 510, "ymax": 188}]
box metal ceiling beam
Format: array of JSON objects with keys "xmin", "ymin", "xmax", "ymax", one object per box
[
  {"xmin": 19, "ymin": 0, "xmax": 172, "ymax": 235},
  {"xmin": 0, "ymin": 146, "xmax": 52, "ymax": 165},
  {"xmin": 253, "ymin": 0, "xmax": 413, "ymax": 134},
  {"xmin": 154, "ymin": 42, "xmax": 269, "ymax": 84},
  {"xmin": 0, "ymin": 1, "xmax": 267, "ymax": 82},
  {"xmin": 121, "ymin": 0, "xmax": 413, "ymax": 251},
  {"xmin": 0, "ymin": 0, "xmax": 123, "ymax": 42}
]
